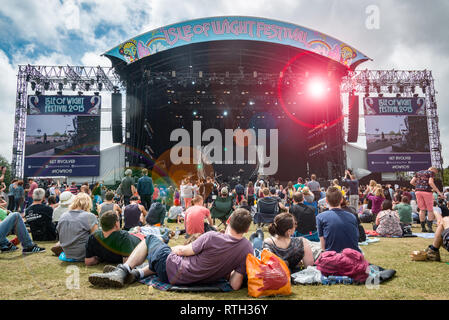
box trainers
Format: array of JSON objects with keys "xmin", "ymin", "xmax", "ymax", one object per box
[
  {"xmin": 89, "ymin": 264, "xmax": 129, "ymax": 287},
  {"xmin": 425, "ymin": 246, "xmax": 441, "ymax": 261},
  {"xmin": 22, "ymin": 245, "xmax": 46, "ymax": 255},
  {"xmin": 1, "ymin": 242, "xmax": 18, "ymax": 253}
]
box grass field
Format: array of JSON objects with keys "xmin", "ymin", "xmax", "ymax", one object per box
[{"xmin": 1, "ymin": 222, "xmax": 448, "ymax": 300}]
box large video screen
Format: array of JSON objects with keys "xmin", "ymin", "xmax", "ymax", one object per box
[
  {"xmin": 24, "ymin": 95, "xmax": 101, "ymax": 177},
  {"xmin": 364, "ymin": 97, "xmax": 432, "ymax": 172}
]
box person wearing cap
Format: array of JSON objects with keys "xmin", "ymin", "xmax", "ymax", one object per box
[{"xmin": 52, "ymin": 191, "xmax": 74, "ymax": 227}]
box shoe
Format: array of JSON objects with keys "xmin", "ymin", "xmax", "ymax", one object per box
[
  {"xmin": 425, "ymin": 246, "xmax": 441, "ymax": 261},
  {"xmin": 103, "ymin": 264, "xmax": 139, "ymax": 283},
  {"xmin": 426, "ymin": 222, "xmax": 434, "ymax": 233},
  {"xmin": 256, "ymin": 228, "xmax": 264, "ymax": 241},
  {"xmin": 1, "ymin": 242, "xmax": 18, "ymax": 253},
  {"xmin": 51, "ymin": 244, "xmax": 63, "ymax": 256},
  {"xmin": 89, "ymin": 264, "xmax": 137, "ymax": 287},
  {"xmin": 22, "ymin": 245, "xmax": 46, "ymax": 255}
]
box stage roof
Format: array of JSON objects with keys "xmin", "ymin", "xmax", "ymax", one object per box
[{"xmin": 103, "ymin": 16, "xmax": 371, "ymax": 70}]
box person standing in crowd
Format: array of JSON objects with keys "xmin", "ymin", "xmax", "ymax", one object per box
[
  {"xmin": 146, "ymin": 201, "xmax": 167, "ymax": 226},
  {"xmin": 367, "ymin": 187, "xmax": 386, "ymax": 228},
  {"xmin": 69, "ymin": 181, "xmax": 78, "ymax": 195},
  {"xmin": 180, "ymin": 178, "xmax": 194, "ymax": 209},
  {"xmin": 316, "ymin": 187, "xmax": 361, "ymax": 253},
  {"xmin": 120, "ymin": 169, "xmax": 135, "ymax": 206},
  {"xmin": 137, "ymin": 168, "xmax": 154, "ymax": 210},
  {"xmin": 343, "ymin": 169, "xmax": 359, "ymax": 210},
  {"xmin": 152, "ymin": 184, "xmax": 160, "ymax": 203},
  {"xmin": 410, "ymin": 167, "xmax": 444, "ymax": 233},
  {"xmin": 7, "ymin": 179, "xmax": 17, "ymax": 212},
  {"xmin": 294, "ymin": 177, "xmax": 304, "ymax": 191},
  {"xmin": 234, "ymin": 182, "xmax": 245, "ymax": 205},
  {"xmin": 97, "ymin": 191, "xmax": 122, "ymax": 220},
  {"xmin": 26, "ymin": 178, "xmax": 38, "ymax": 208},
  {"xmin": 54, "ymin": 193, "xmax": 99, "ymax": 261},
  {"xmin": 284, "ymin": 181, "xmax": 294, "ymax": 205},
  {"xmin": 123, "ymin": 196, "xmax": 147, "ymax": 231},
  {"xmin": 306, "ymin": 174, "xmax": 321, "ymax": 203},
  {"xmin": 202, "ymin": 176, "xmax": 215, "ymax": 208},
  {"xmin": 52, "ymin": 191, "xmax": 74, "ymax": 228},
  {"xmin": 24, "ymin": 188, "xmax": 57, "ymax": 241},
  {"xmin": 13, "ymin": 180, "xmax": 25, "ymax": 213}
]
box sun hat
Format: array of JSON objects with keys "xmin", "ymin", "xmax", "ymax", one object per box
[{"xmin": 59, "ymin": 191, "xmax": 74, "ymax": 206}]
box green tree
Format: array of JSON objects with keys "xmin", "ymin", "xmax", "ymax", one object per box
[
  {"xmin": 0, "ymin": 155, "xmax": 12, "ymax": 186},
  {"xmin": 443, "ymin": 167, "xmax": 449, "ymax": 187}
]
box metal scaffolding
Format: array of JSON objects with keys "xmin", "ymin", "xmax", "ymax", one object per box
[
  {"xmin": 12, "ymin": 66, "xmax": 442, "ymax": 178},
  {"xmin": 12, "ymin": 65, "xmax": 123, "ymax": 179},
  {"xmin": 340, "ymin": 69, "xmax": 442, "ymax": 170}
]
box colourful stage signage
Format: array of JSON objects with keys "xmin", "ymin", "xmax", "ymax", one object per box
[
  {"xmin": 364, "ymin": 97, "xmax": 432, "ymax": 172},
  {"xmin": 24, "ymin": 95, "xmax": 101, "ymax": 177},
  {"xmin": 104, "ymin": 16, "xmax": 370, "ymax": 69}
]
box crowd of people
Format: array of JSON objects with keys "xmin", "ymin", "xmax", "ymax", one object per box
[{"xmin": 0, "ymin": 165, "xmax": 448, "ymax": 290}]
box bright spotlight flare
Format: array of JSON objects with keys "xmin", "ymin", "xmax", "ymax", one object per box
[{"xmin": 307, "ymin": 78, "xmax": 329, "ymax": 98}]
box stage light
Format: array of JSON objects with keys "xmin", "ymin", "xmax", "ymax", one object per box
[
  {"xmin": 307, "ymin": 78, "xmax": 327, "ymax": 98},
  {"xmin": 223, "ymin": 111, "xmax": 228, "ymax": 116},
  {"xmin": 249, "ymin": 100, "xmax": 255, "ymax": 105},
  {"xmin": 193, "ymin": 111, "xmax": 197, "ymax": 116}
]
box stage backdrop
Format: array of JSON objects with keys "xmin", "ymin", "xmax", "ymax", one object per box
[
  {"xmin": 24, "ymin": 95, "xmax": 101, "ymax": 177},
  {"xmin": 364, "ymin": 96, "xmax": 431, "ymax": 172}
]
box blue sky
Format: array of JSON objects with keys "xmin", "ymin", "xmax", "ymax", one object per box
[{"xmin": 1, "ymin": 0, "xmax": 449, "ymax": 170}]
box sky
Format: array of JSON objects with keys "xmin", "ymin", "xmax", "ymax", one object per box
[{"xmin": 0, "ymin": 0, "xmax": 448, "ymax": 168}]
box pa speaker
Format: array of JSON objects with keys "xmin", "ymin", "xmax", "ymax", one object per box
[
  {"xmin": 347, "ymin": 93, "xmax": 359, "ymax": 143},
  {"xmin": 111, "ymin": 92, "xmax": 123, "ymax": 143}
]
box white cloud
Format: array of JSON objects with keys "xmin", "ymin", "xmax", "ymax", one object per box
[{"xmin": 0, "ymin": 50, "xmax": 18, "ymax": 162}]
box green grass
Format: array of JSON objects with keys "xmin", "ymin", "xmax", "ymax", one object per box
[{"xmin": 1, "ymin": 222, "xmax": 448, "ymax": 300}]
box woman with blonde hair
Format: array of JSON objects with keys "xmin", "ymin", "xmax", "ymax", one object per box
[
  {"xmin": 301, "ymin": 186, "xmax": 315, "ymax": 203},
  {"xmin": 52, "ymin": 193, "xmax": 98, "ymax": 261},
  {"xmin": 367, "ymin": 187, "xmax": 386, "ymax": 228}
]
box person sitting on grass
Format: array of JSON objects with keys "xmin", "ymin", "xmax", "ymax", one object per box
[
  {"xmin": 24, "ymin": 188, "xmax": 57, "ymax": 241},
  {"xmin": 167, "ymin": 198, "xmax": 183, "ymax": 223},
  {"xmin": 97, "ymin": 191, "xmax": 122, "ymax": 220},
  {"xmin": 123, "ymin": 196, "xmax": 147, "ymax": 231},
  {"xmin": 146, "ymin": 201, "xmax": 166, "ymax": 226},
  {"xmin": 85, "ymin": 211, "xmax": 143, "ymax": 266},
  {"xmin": 0, "ymin": 211, "xmax": 45, "ymax": 254},
  {"xmin": 424, "ymin": 203, "xmax": 449, "ymax": 261},
  {"xmin": 393, "ymin": 196, "xmax": 413, "ymax": 227},
  {"xmin": 185, "ymin": 195, "xmax": 215, "ymax": 236},
  {"xmin": 375, "ymin": 200, "xmax": 403, "ymax": 237},
  {"xmin": 288, "ymin": 192, "xmax": 318, "ymax": 241},
  {"xmin": 263, "ymin": 212, "xmax": 314, "ymax": 273},
  {"xmin": 87, "ymin": 208, "xmax": 254, "ymax": 289},
  {"xmin": 52, "ymin": 193, "xmax": 98, "ymax": 261},
  {"xmin": 316, "ymin": 187, "xmax": 361, "ymax": 253}
]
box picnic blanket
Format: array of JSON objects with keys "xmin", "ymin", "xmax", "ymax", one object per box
[
  {"xmin": 139, "ymin": 275, "xmax": 233, "ymax": 292},
  {"xmin": 359, "ymin": 238, "xmax": 380, "ymax": 246},
  {"xmin": 413, "ymin": 233, "xmax": 435, "ymax": 239}
]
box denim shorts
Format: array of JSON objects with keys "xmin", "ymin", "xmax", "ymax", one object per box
[
  {"xmin": 145, "ymin": 235, "xmax": 171, "ymax": 283},
  {"xmin": 442, "ymin": 228, "xmax": 449, "ymax": 252}
]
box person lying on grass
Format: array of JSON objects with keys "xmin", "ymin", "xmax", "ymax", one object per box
[{"xmin": 88, "ymin": 208, "xmax": 254, "ymax": 289}]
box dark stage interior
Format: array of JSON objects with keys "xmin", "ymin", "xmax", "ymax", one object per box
[{"xmin": 111, "ymin": 40, "xmax": 348, "ymax": 185}]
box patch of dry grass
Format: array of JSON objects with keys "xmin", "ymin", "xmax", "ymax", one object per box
[{"xmin": 1, "ymin": 222, "xmax": 448, "ymax": 300}]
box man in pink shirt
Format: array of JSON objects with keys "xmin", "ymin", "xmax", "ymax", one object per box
[{"xmin": 184, "ymin": 195, "xmax": 215, "ymax": 235}]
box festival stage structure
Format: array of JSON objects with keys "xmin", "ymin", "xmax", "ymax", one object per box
[{"xmin": 12, "ymin": 16, "xmax": 442, "ymax": 184}]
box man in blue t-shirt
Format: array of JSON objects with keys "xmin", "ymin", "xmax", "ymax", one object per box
[{"xmin": 316, "ymin": 186, "xmax": 360, "ymax": 253}]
